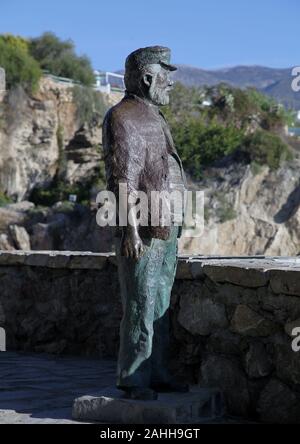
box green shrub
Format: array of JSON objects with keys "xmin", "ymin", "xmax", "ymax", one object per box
[
  {"xmin": 171, "ymin": 118, "xmax": 243, "ymax": 179},
  {"xmin": 244, "ymin": 88, "xmax": 275, "ymax": 112},
  {"xmin": 0, "ymin": 34, "xmax": 42, "ymax": 92},
  {"xmin": 72, "ymin": 85, "xmax": 107, "ymax": 125},
  {"xmin": 30, "ymin": 169, "xmax": 106, "ymax": 208},
  {"xmin": 0, "ymin": 191, "xmax": 13, "ymax": 207},
  {"xmin": 250, "ymin": 161, "xmax": 263, "ymax": 176},
  {"xmin": 217, "ymin": 205, "xmax": 237, "ymax": 223},
  {"xmin": 29, "ymin": 180, "xmax": 90, "ymax": 207},
  {"xmin": 29, "ymin": 32, "xmax": 95, "ymax": 86},
  {"xmin": 165, "ymin": 82, "xmax": 204, "ymax": 118},
  {"xmin": 52, "ymin": 200, "xmax": 76, "ymax": 213},
  {"xmin": 215, "ymin": 192, "xmax": 237, "ymax": 223},
  {"xmin": 163, "ymin": 82, "xmax": 294, "ymax": 179},
  {"xmin": 243, "ymin": 130, "xmax": 293, "ymax": 169}
]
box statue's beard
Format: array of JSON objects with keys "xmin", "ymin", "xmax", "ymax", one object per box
[{"xmin": 148, "ymin": 81, "xmax": 170, "ymax": 106}]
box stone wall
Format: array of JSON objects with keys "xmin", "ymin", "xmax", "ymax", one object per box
[
  {"xmin": 0, "ymin": 250, "xmax": 299, "ymax": 423},
  {"xmin": 173, "ymin": 256, "xmax": 300, "ymax": 424}
]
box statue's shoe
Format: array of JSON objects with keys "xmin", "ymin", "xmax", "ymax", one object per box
[
  {"xmin": 122, "ymin": 386, "xmax": 158, "ymax": 400},
  {"xmin": 150, "ymin": 380, "xmax": 189, "ymax": 393}
]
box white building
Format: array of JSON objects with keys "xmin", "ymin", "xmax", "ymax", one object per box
[{"xmin": 94, "ymin": 71, "xmax": 124, "ymax": 94}]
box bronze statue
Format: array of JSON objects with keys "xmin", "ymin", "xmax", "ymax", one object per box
[{"xmin": 102, "ymin": 46, "xmax": 188, "ymax": 400}]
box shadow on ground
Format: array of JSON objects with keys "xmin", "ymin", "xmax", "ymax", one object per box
[{"xmin": 0, "ymin": 352, "xmax": 116, "ymax": 424}]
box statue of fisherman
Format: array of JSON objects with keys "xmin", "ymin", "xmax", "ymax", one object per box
[{"xmin": 102, "ymin": 46, "xmax": 189, "ymax": 400}]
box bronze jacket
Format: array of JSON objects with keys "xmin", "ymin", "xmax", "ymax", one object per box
[{"xmin": 102, "ymin": 92, "xmax": 187, "ymax": 240}]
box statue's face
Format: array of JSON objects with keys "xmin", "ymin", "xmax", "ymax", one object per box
[{"xmin": 144, "ymin": 64, "xmax": 174, "ymax": 106}]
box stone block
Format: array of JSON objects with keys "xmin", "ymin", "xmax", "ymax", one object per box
[
  {"xmin": 269, "ymin": 269, "xmax": 300, "ymax": 296},
  {"xmin": 176, "ymin": 261, "xmax": 193, "ymax": 279},
  {"xmin": 275, "ymin": 343, "xmax": 300, "ymax": 385},
  {"xmin": 203, "ymin": 264, "xmax": 269, "ymax": 288},
  {"xmin": 108, "ymin": 254, "xmax": 118, "ymax": 267},
  {"xmin": 207, "ymin": 329, "xmax": 242, "ymax": 355},
  {"xmin": 25, "ymin": 253, "xmax": 50, "ymax": 267},
  {"xmin": 46, "ymin": 254, "xmax": 71, "ymax": 268},
  {"xmin": 199, "ymin": 354, "xmax": 250, "ymax": 417},
  {"xmin": 72, "ymin": 386, "xmax": 224, "ymax": 424},
  {"xmin": 9, "ymin": 225, "xmax": 31, "ymax": 250},
  {"xmin": 178, "ymin": 294, "xmax": 228, "ymax": 336},
  {"xmin": 230, "ymin": 304, "xmax": 277, "ymax": 336},
  {"xmin": 190, "ymin": 262, "xmax": 206, "ymax": 279},
  {"xmin": 257, "ymin": 379, "xmax": 300, "ymax": 423},
  {"xmin": 244, "ymin": 342, "xmax": 273, "ymax": 378},
  {"xmin": 0, "ymin": 251, "xmax": 26, "ymax": 266},
  {"xmin": 68, "ymin": 253, "xmax": 108, "ymax": 270}
]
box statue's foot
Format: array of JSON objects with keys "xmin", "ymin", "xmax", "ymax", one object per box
[
  {"xmin": 122, "ymin": 386, "xmax": 158, "ymax": 400},
  {"xmin": 150, "ymin": 380, "xmax": 189, "ymax": 393}
]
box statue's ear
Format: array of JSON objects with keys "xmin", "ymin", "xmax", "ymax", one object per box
[{"xmin": 142, "ymin": 74, "xmax": 152, "ymax": 88}]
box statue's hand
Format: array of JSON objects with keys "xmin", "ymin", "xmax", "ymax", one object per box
[{"xmin": 121, "ymin": 229, "xmax": 145, "ymax": 260}]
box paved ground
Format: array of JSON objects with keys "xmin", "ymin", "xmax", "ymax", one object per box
[
  {"xmin": 0, "ymin": 352, "xmax": 252, "ymax": 424},
  {"xmin": 0, "ymin": 352, "xmax": 116, "ymax": 424}
]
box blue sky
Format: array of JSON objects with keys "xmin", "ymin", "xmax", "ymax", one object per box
[{"xmin": 0, "ymin": 0, "xmax": 298, "ymax": 71}]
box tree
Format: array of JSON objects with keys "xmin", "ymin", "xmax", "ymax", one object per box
[
  {"xmin": 163, "ymin": 82, "xmax": 293, "ymax": 179},
  {"xmin": 29, "ymin": 32, "xmax": 95, "ymax": 86},
  {"xmin": 243, "ymin": 130, "xmax": 292, "ymax": 169},
  {"xmin": 0, "ymin": 34, "xmax": 42, "ymax": 92},
  {"xmin": 169, "ymin": 116, "xmax": 243, "ymax": 179}
]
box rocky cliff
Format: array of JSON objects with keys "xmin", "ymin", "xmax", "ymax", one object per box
[
  {"xmin": 180, "ymin": 153, "xmax": 300, "ymax": 256},
  {"xmin": 0, "ymin": 77, "xmax": 106, "ymax": 201},
  {"xmin": 0, "ymin": 78, "xmax": 300, "ymax": 256},
  {"xmin": 0, "ymin": 77, "xmax": 114, "ymax": 251}
]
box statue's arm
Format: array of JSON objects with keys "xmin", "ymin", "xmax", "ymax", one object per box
[{"xmin": 106, "ymin": 114, "xmax": 146, "ymax": 260}]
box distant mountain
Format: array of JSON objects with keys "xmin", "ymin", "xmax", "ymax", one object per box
[
  {"xmin": 171, "ymin": 65, "xmax": 300, "ymax": 110},
  {"xmin": 116, "ymin": 64, "xmax": 299, "ymax": 109}
]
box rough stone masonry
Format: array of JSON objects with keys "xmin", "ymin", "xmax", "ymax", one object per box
[{"xmin": 0, "ymin": 250, "xmax": 299, "ymax": 423}]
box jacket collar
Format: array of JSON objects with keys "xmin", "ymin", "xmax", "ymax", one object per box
[
  {"xmin": 123, "ymin": 91, "xmax": 185, "ymax": 182},
  {"xmin": 124, "ymin": 91, "xmax": 160, "ymax": 115}
]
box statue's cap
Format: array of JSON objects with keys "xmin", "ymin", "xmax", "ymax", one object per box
[{"xmin": 125, "ymin": 46, "xmax": 177, "ymax": 72}]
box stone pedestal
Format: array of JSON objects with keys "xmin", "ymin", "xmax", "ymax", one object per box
[{"xmin": 72, "ymin": 386, "xmax": 224, "ymax": 424}]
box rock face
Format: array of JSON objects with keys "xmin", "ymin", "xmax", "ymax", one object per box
[
  {"xmin": 9, "ymin": 224, "xmax": 31, "ymax": 250},
  {"xmin": 1, "ymin": 76, "xmax": 300, "ymax": 255},
  {"xmin": 0, "ymin": 206, "xmax": 27, "ymax": 249},
  {"xmin": 0, "ymin": 201, "xmax": 113, "ymax": 253},
  {"xmin": 179, "ymin": 159, "xmax": 300, "ymax": 256},
  {"xmin": 0, "ymin": 77, "xmax": 114, "ymax": 251},
  {"xmin": 0, "ymin": 234, "xmax": 13, "ymax": 250},
  {"xmin": 25, "ymin": 203, "xmax": 112, "ymax": 253},
  {"xmin": 0, "ymin": 77, "xmax": 106, "ymax": 202}
]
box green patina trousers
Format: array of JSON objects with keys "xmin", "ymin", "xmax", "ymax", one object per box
[{"xmin": 114, "ymin": 225, "xmax": 179, "ymax": 388}]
